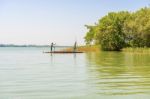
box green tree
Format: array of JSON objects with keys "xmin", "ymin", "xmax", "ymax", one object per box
[
  {"xmin": 96, "ymin": 12, "xmax": 130, "ymax": 51},
  {"xmin": 124, "ymin": 7, "xmax": 150, "ymax": 47},
  {"xmin": 84, "ymin": 25, "xmax": 96, "ymax": 45},
  {"xmin": 84, "ymin": 7, "xmax": 150, "ymax": 51}
]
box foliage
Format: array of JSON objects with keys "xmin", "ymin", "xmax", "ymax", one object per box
[
  {"xmin": 84, "ymin": 7, "xmax": 150, "ymax": 51},
  {"xmin": 84, "ymin": 25, "xmax": 97, "ymax": 45}
]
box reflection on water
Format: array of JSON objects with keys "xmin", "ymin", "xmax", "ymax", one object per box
[
  {"xmin": 85, "ymin": 51, "xmax": 150, "ymax": 95},
  {"xmin": 0, "ymin": 47, "xmax": 150, "ymax": 99}
]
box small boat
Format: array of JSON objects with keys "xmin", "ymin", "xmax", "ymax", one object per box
[
  {"xmin": 45, "ymin": 41, "xmax": 83, "ymax": 54},
  {"xmin": 44, "ymin": 51, "xmax": 83, "ymax": 54}
]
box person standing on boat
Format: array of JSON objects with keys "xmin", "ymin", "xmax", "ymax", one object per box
[
  {"xmin": 73, "ymin": 41, "xmax": 77, "ymax": 52},
  {"xmin": 50, "ymin": 42, "xmax": 54, "ymax": 52}
]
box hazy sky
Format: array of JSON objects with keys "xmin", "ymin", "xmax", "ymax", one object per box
[{"xmin": 0, "ymin": 0, "xmax": 149, "ymax": 45}]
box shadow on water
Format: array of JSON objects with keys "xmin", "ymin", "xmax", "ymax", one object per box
[{"xmin": 85, "ymin": 51, "xmax": 150, "ymax": 95}]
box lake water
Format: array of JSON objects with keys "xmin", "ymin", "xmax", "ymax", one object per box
[{"xmin": 0, "ymin": 47, "xmax": 150, "ymax": 99}]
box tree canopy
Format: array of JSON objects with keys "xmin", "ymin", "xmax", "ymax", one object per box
[{"xmin": 84, "ymin": 7, "xmax": 150, "ymax": 51}]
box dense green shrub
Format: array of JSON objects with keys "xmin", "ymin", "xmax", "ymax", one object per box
[{"xmin": 84, "ymin": 7, "xmax": 150, "ymax": 51}]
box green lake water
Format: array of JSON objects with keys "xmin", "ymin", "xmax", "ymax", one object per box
[{"xmin": 0, "ymin": 47, "xmax": 150, "ymax": 99}]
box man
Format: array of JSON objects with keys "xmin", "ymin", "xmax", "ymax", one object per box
[
  {"xmin": 50, "ymin": 42, "xmax": 54, "ymax": 52},
  {"xmin": 73, "ymin": 41, "xmax": 77, "ymax": 52}
]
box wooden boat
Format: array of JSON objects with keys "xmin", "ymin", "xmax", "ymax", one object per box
[{"xmin": 44, "ymin": 51, "xmax": 83, "ymax": 54}]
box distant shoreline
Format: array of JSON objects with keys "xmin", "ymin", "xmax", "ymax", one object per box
[
  {"xmin": 0, "ymin": 44, "xmax": 73, "ymax": 48},
  {"xmin": 0, "ymin": 44, "xmax": 49, "ymax": 47}
]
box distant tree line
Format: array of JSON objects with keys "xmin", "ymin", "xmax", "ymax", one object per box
[
  {"xmin": 0, "ymin": 44, "xmax": 49, "ymax": 47},
  {"xmin": 84, "ymin": 7, "xmax": 150, "ymax": 51}
]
